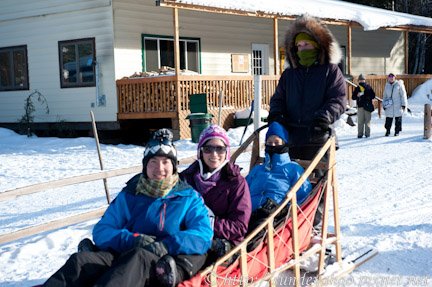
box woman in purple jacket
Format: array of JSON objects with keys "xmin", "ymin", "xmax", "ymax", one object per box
[{"xmin": 180, "ymin": 124, "xmax": 251, "ymax": 260}]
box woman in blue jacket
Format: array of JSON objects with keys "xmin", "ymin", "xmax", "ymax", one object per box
[
  {"xmin": 246, "ymin": 122, "xmax": 312, "ymax": 232},
  {"xmin": 43, "ymin": 129, "xmax": 213, "ymax": 287}
]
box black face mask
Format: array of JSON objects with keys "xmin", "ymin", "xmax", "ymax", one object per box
[{"xmin": 265, "ymin": 144, "xmax": 289, "ymax": 156}]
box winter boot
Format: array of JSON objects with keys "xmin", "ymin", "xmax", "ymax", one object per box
[
  {"xmin": 155, "ymin": 255, "xmax": 182, "ymax": 287},
  {"xmin": 385, "ymin": 130, "xmax": 390, "ymax": 137},
  {"xmin": 324, "ymin": 249, "xmax": 337, "ymax": 266}
]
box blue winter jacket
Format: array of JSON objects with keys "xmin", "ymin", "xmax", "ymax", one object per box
[
  {"xmin": 246, "ymin": 153, "xmax": 312, "ymax": 211},
  {"xmin": 93, "ymin": 174, "xmax": 213, "ymax": 256}
]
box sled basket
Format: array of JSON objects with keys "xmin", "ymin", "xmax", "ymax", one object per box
[{"xmin": 179, "ymin": 124, "xmax": 344, "ymax": 287}]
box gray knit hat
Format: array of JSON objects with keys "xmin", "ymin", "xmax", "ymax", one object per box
[
  {"xmin": 142, "ymin": 128, "xmax": 177, "ymax": 177},
  {"xmin": 358, "ymin": 74, "xmax": 366, "ymax": 81}
]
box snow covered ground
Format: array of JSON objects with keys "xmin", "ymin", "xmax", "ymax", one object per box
[{"xmin": 1, "ymin": 81, "xmax": 432, "ymax": 286}]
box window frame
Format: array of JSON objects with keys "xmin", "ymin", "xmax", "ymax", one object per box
[
  {"xmin": 339, "ymin": 45, "xmax": 347, "ymax": 74},
  {"xmin": 58, "ymin": 38, "xmax": 96, "ymax": 89},
  {"xmin": 251, "ymin": 43, "xmax": 269, "ymax": 76},
  {"xmin": 0, "ymin": 45, "xmax": 29, "ymax": 92},
  {"xmin": 252, "ymin": 49, "xmax": 263, "ymax": 75},
  {"xmin": 142, "ymin": 34, "xmax": 201, "ymax": 73}
]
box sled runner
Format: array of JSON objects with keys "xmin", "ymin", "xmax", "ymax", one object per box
[{"xmin": 179, "ymin": 125, "xmax": 376, "ymax": 287}]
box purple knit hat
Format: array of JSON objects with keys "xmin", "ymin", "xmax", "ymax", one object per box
[{"xmin": 197, "ymin": 124, "xmax": 230, "ymax": 160}]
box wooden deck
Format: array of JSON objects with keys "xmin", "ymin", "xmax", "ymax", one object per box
[
  {"xmin": 116, "ymin": 74, "xmax": 431, "ymax": 139},
  {"xmin": 117, "ymin": 75, "xmax": 278, "ymax": 139}
]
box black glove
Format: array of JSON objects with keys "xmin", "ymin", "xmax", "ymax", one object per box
[
  {"xmin": 312, "ymin": 118, "xmax": 329, "ymax": 132},
  {"xmin": 211, "ymin": 238, "xmax": 233, "ymax": 258},
  {"xmin": 134, "ymin": 233, "xmax": 156, "ymax": 248},
  {"xmin": 310, "ymin": 118, "xmax": 330, "ymax": 143},
  {"xmin": 267, "ymin": 113, "xmax": 286, "ymax": 126},
  {"xmin": 77, "ymin": 238, "xmax": 98, "ymax": 252},
  {"xmin": 144, "ymin": 241, "xmax": 169, "ymax": 257},
  {"xmin": 257, "ymin": 197, "xmax": 278, "ymax": 217}
]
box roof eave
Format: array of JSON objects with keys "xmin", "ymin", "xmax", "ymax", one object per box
[{"xmin": 157, "ymin": 0, "xmax": 432, "ymax": 34}]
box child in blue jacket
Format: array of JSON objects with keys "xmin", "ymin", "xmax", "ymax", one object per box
[
  {"xmin": 246, "ymin": 122, "xmax": 312, "ymax": 232},
  {"xmin": 43, "ymin": 129, "xmax": 213, "ymax": 287}
]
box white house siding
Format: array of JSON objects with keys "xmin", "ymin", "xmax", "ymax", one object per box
[
  {"xmin": 0, "ymin": 0, "xmax": 116, "ymax": 123},
  {"xmin": 113, "ymin": 0, "xmax": 174, "ymax": 79},
  {"xmin": 190, "ymin": 12, "xmax": 276, "ymax": 75},
  {"xmin": 113, "ymin": 0, "xmax": 277, "ymax": 78},
  {"xmin": 350, "ymin": 28, "xmax": 404, "ymax": 76},
  {"xmin": 113, "ymin": 0, "xmax": 405, "ymax": 79}
]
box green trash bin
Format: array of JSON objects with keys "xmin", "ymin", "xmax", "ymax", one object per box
[{"xmin": 186, "ymin": 113, "xmax": 213, "ymax": 143}]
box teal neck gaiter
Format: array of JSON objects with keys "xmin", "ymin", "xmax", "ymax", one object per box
[{"xmin": 297, "ymin": 49, "xmax": 319, "ymax": 67}]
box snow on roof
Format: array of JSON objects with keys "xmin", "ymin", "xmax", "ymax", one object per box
[{"xmin": 165, "ymin": 0, "xmax": 432, "ymax": 31}]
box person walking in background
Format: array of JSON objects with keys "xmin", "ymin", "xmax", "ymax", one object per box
[
  {"xmin": 267, "ymin": 14, "xmax": 347, "ymax": 161},
  {"xmin": 180, "ymin": 124, "xmax": 251, "ymax": 262},
  {"xmin": 43, "ymin": 129, "xmax": 213, "ymax": 287},
  {"xmin": 383, "ymin": 73, "xmax": 408, "ymax": 136},
  {"xmin": 352, "ymin": 74, "xmax": 376, "ymax": 138}
]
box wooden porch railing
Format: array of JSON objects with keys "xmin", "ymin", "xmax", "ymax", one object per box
[
  {"xmin": 116, "ymin": 74, "xmax": 430, "ymax": 138},
  {"xmin": 117, "ymin": 74, "xmax": 431, "ymax": 115},
  {"xmin": 117, "ymin": 75, "xmax": 279, "ymax": 116},
  {"xmin": 117, "ymin": 76, "xmax": 178, "ymax": 119},
  {"xmin": 347, "ymin": 74, "xmax": 431, "ymax": 101},
  {"xmin": 177, "ymin": 75, "xmax": 254, "ymax": 110}
]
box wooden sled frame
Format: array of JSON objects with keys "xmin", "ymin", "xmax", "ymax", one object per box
[{"xmin": 183, "ymin": 125, "xmax": 343, "ymax": 287}]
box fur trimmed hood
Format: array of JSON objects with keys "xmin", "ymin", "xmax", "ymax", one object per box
[{"xmin": 285, "ymin": 15, "xmax": 342, "ymax": 68}]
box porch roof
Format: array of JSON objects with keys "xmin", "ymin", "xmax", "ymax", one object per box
[{"xmin": 158, "ymin": 0, "xmax": 432, "ymax": 33}]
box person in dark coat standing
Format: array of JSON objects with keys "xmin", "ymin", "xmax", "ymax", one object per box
[
  {"xmin": 180, "ymin": 124, "xmax": 251, "ymax": 261},
  {"xmin": 43, "ymin": 129, "xmax": 213, "ymax": 287},
  {"xmin": 352, "ymin": 74, "xmax": 376, "ymax": 138},
  {"xmin": 268, "ymin": 15, "xmax": 347, "ymax": 161}
]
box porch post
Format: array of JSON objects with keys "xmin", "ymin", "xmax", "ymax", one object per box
[
  {"xmin": 173, "ymin": 8, "xmax": 181, "ymax": 139},
  {"xmin": 346, "ymin": 25, "xmax": 352, "ymax": 105},
  {"xmin": 173, "ymin": 8, "xmax": 180, "ymax": 76},
  {"xmin": 273, "ymin": 17, "xmax": 279, "ymax": 75},
  {"xmin": 347, "ymin": 25, "xmax": 352, "ymax": 76},
  {"xmin": 404, "ymin": 31, "xmax": 409, "ymax": 74},
  {"xmin": 424, "ymin": 104, "xmax": 431, "ymax": 139}
]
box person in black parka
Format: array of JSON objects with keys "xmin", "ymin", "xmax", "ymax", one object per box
[
  {"xmin": 268, "ymin": 15, "xmax": 347, "ymax": 229},
  {"xmin": 268, "ymin": 15, "xmax": 347, "ymax": 161}
]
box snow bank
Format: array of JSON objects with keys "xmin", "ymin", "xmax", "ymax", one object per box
[{"xmin": 410, "ymin": 79, "xmax": 432, "ymax": 105}]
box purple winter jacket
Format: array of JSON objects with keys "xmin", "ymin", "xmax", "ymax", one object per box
[{"xmin": 180, "ymin": 161, "xmax": 251, "ymax": 245}]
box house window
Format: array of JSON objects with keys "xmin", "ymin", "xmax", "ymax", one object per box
[
  {"xmin": 0, "ymin": 45, "xmax": 29, "ymax": 91},
  {"xmin": 143, "ymin": 35, "xmax": 200, "ymax": 73},
  {"xmin": 252, "ymin": 49, "xmax": 263, "ymax": 75},
  {"xmin": 59, "ymin": 38, "xmax": 96, "ymax": 88}
]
